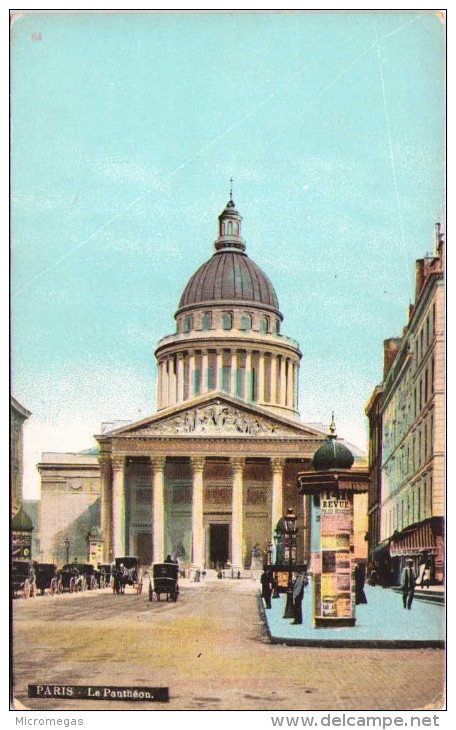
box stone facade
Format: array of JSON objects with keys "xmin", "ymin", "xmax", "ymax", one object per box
[
  {"xmin": 37, "ymin": 452, "xmax": 100, "ymax": 564},
  {"xmin": 366, "ymin": 224, "xmax": 444, "ymax": 583},
  {"xmin": 11, "ymin": 397, "xmax": 31, "ymax": 516}
]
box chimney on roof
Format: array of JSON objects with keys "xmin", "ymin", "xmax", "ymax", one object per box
[{"xmin": 383, "ymin": 338, "xmax": 402, "ymax": 380}]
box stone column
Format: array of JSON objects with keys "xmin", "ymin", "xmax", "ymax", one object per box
[
  {"xmin": 201, "ymin": 350, "xmax": 209, "ymax": 394},
  {"xmin": 177, "ymin": 353, "xmax": 185, "ymax": 404},
  {"xmin": 215, "ymin": 350, "xmax": 223, "ymax": 392},
  {"xmin": 258, "ymin": 352, "xmax": 265, "ymax": 403},
  {"xmin": 189, "ymin": 350, "xmax": 196, "ymax": 398},
  {"xmin": 156, "ymin": 361, "xmax": 163, "ymax": 409},
  {"xmin": 112, "ymin": 456, "xmax": 126, "ymax": 558},
  {"xmin": 244, "ymin": 351, "xmax": 252, "ymax": 401},
  {"xmin": 98, "ymin": 455, "xmax": 112, "ymax": 562},
  {"xmin": 230, "ymin": 350, "xmax": 238, "ymax": 397},
  {"xmin": 230, "ymin": 457, "xmax": 245, "ymax": 569},
  {"xmin": 161, "ymin": 360, "xmax": 168, "ymax": 408},
  {"xmin": 286, "ymin": 358, "xmax": 293, "ymax": 408},
  {"xmin": 271, "ymin": 458, "xmax": 285, "ymax": 537},
  {"xmin": 190, "ymin": 457, "xmax": 205, "ymax": 567},
  {"xmin": 270, "ymin": 354, "xmax": 278, "ymax": 404},
  {"xmin": 280, "ymin": 357, "xmax": 287, "ymax": 406},
  {"xmin": 151, "ymin": 456, "xmax": 166, "ymax": 564}
]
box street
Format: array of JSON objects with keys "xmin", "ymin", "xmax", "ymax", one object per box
[{"xmin": 12, "ymin": 578, "xmax": 444, "ymax": 711}]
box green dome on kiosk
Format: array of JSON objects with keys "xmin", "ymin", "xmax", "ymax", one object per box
[{"xmin": 312, "ymin": 414, "xmax": 354, "ymax": 471}]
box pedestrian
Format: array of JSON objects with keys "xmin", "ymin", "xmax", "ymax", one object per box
[
  {"xmin": 237, "ymin": 570, "xmax": 241, "ymax": 579},
  {"xmin": 354, "ymin": 563, "xmax": 367, "ymax": 605},
  {"xmin": 260, "ymin": 570, "xmax": 273, "ymax": 609},
  {"xmin": 419, "ymin": 560, "xmax": 431, "ymax": 589},
  {"xmin": 291, "ymin": 571, "xmax": 308, "ymax": 624},
  {"xmin": 400, "ymin": 558, "xmax": 416, "ymax": 609},
  {"xmin": 165, "ymin": 554, "xmax": 173, "ymax": 563}
]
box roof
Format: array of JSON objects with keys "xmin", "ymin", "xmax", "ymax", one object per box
[
  {"xmin": 11, "ymin": 397, "xmax": 31, "ymax": 420},
  {"xmin": 11, "ymin": 506, "xmax": 34, "ymax": 531},
  {"xmin": 178, "ymin": 250, "xmax": 280, "ymax": 312},
  {"xmin": 39, "ymin": 452, "xmax": 99, "ymax": 466}
]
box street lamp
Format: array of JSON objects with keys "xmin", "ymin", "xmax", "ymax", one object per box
[
  {"xmin": 64, "ymin": 538, "xmax": 70, "ymax": 565},
  {"xmin": 282, "ymin": 508, "xmax": 298, "ymax": 619}
]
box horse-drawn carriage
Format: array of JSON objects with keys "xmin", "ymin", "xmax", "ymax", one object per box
[
  {"xmin": 149, "ymin": 562, "xmax": 179, "ymax": 602},
  {"xmin": 34, "ymin": 563, "xmax": 59, "ymax": 595},
  {"xmin": 11, "ymin": 560, "xmax": 36, "ymax": 598},
  {"xmin": 97, "ymin": 564, "xmax": 112, "ymax": 588},
  {"xmin": 72, "ymin": 563, "xmax": 98, "ymax": 590},
  {"xmin": 60, "ymin": 564, "xmax": 86, "ymax": 592},
  {"xmin": 113, "ymin": 557, "xmax": 143, "ymax": 595}
]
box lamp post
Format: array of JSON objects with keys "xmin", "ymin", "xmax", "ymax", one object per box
[
  {"xmin": 265, "ymin": 541, "xmax": 274, "ymax": 567},
  {"xmin": 64, "ymin": 538, "xmax": 70, "ymax": 565},
  {"xmin": 282, "ymin": 508, "xmax": 297, "ymax": 619}
]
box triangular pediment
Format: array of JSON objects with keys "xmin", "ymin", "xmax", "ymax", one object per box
[{"xmin": 101, "ymin": 393, "xmax": 328, "ymax": 441}]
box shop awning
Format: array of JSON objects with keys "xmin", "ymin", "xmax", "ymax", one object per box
[{"xmin": 390, "ymin": 521, "xmax": 437, "ymax": 557}]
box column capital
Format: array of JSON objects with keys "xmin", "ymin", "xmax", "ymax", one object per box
[
  {"xmin": 150, "ymin": 455, "xmax": 166, "ymax": 472},
  {"xmin": 190, "ymin": 456, "xmax": 206, "ymax": 474},
  {"xmin": 230, "ymin": 456, "xmax": 245, "ymax": 473},
  {"xmin": 271, "ymin": 457, "xmax": 286, "ymax": 474},
  {"xmin": 111, "ymin": 455, "xmax": 125, "ymax": 472}
]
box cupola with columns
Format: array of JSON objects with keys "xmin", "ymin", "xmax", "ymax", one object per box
[{"xmin": 155, "ymin": 193, "xmax": 302, "ymax": 418}]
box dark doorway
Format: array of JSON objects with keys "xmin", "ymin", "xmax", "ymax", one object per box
[
  {"xmin": 136, "ymin": 533, "xmax": 152, "ymax": 566},
  {"xmin": 209, "ymin": 523, "xmax": 229, "ymax": 567}
]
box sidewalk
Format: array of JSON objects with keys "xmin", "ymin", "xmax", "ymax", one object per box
[{"xmin": 262, "ymin": 581, "xmax": 445, "ymax": 648}]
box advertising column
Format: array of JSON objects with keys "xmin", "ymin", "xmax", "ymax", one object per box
[{"xmin": 315, "ymin": 489, "xmax": 355, "ymax": 627}]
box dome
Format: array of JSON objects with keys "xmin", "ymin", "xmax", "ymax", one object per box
[
  {"xmin": 178, "ymin": 251, "xmax": 280, "ymax": 311},
  {"xmin": 312, "ymin": 415, "xmax": 354, "ymax": 471}
]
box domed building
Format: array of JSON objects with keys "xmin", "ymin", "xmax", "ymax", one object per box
[
  {"xmin": 38, "ymin": 195, "xmax": 366, "ymax": 569},
  {"xmin": 93, "ymin": 196, "xmax": 337, "ymax": 569}
]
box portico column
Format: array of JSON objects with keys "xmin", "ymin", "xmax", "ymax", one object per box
[
  {"xmin": 270, "ymin": 354, "xmax": 278, "ymax": 404},
  {"xmin": 280, "ymin": 357, "xmax": 287, "ymax": 406},
  {"xmin": 215, "ymin": 350, "xmax": 223, "ymax": 391},
  {"xmin": 190, "ymin": 457, "xmax": 205, "ymax": 567},
  {"xmin": 98, "ymin": 455, "xmax": 112, "ymax": 562},
  {"xmin": 177, "ymin": 353, "xmax": 185, "ymax": 403},
  {"xmin": 151, "ymin": 456, "xmax": 166, "ymax": 564},
  {"xmin": 244, "ymin": 351, "xmax": 252, "ymax": 401},
  {"xmin": 230, "ymin": 350, "xmax": 238, "ymax": 397},
  {"xmin": 230, "ymin": 457, "xmax": 245, "ymax": 569},
  {"xmin": 258, "ymin": 352, "xmax": 265, "ymax": 403},
  {"xmin": 271, "ymin": 458, "xmax": 285, "ymax": 537},
  {"xmin": 201, "ymin": 350, "xmax": 209, "ymax": 394},
  {"xmin": 112, "ymin": 456, "xmax": 126, "ymax": 558},
  {"xmin": 189, "ymin": 350, "xmax": 196, "ymax": 397}
]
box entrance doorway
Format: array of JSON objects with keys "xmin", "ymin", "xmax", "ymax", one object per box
[
  {"xmin": 209, "ymin": 523, "xmax": 229, "ymax": 568},
  {"xmin": 136, "ymin": 533, "xmax": 152, "ymax": 566}
]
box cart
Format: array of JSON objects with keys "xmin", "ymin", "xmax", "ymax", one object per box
[
  {"xmin": 113, "ymin": 557, "xmax": 143, "ymax": 595},
  {"xmin": 60, "ymin": 564, "xmax": 85, "ymax": 592},
  {"xmin": 11, "ymin": 560, "xmax": 36, "ymax": 599},
  {"xmin": 149, "ymin": 562, "xmax": 179, "ymax": 602},
  {"xmin": 34, "ymin": 563, "xmax": 59, "ymax": 595}
]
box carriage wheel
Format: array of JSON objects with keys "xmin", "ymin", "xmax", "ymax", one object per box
[
  {"xmin": 50, "ymin": 578, "xmax": 57, "ymax": 595},
  {"xmin": 137, "ymin": 581, "xmax": 143, "ymax": 595},
  {"xmin": 23, "ymin": 579, "xmax": 30, "ymax": 599},
  {"xmin": 70, "ymin": 577, "xmax": 75, "ymax": 593},
  {"xmin": 57, "ymin": 579, "xmax": 63, "ymax": 594},
  {"xmin": 31, "ymin": 582, "xmax": 37, "ymax": 598}
]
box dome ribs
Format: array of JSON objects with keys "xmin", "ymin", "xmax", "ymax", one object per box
[{"xmin": 177, "ymin": 251, "xmax": 280, "ymax": 311}]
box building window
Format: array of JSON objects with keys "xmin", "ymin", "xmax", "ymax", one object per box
[
  {"xmin": 432, "ymin": 303, "xmax": 436, "ymax": 335},
  {"xmin": 412, "ymin": 436, "xmax": 416, "ymax": 471},
  {"xmin": 276, "ymin": 319, "xmax": 281, "ymax": 334},
  {"xmin": 417, "ymin": 486, "xmax": 421, "ymax": 521},
  {"xmin": 259, "ymin": 316, "xmax": 269, "ymax": 334},
  {"xmin": 222, "ymin": 312, "xmax": 233, "ymax": 330},
  {"xmin": 419, "ymin": 380, "xmax": 423, "ymax": 412},
  {"xmin": 418, "ymin": 430, "xmax": 422, "ymax": 467},
  {"xmin": 423, "ymin": 481, "xmax": 427, "ymax": 519},
  {"xmin": 420, "ymin": 329, "xmax": 424, "ymax": 359},
  {"xmin": 415, "ymin": 340, "xmax": 419, "ymax": 365},
  {"xmin": 183, "ymin": 315, "xmax": 192, "ymax": 333},
  {"xmin": 431, "ymin": 357, "xmax": 435, "ymax": 393},
  {"xmin": 430, "ymin": 415, "xmax": 434, "ymax": 454},
  {"xmin": 424, "ymin": 369, "xmax": 428, "ymax": 403},
  {"xmin": 424, "ymin": 422, "xmax": 428, "ymax": 460},
  {"xmin": 426, "ymin": 315, "xmax": 430, "ymax": 347},
  {"xmin": 240, "ymin": 314, "xmax": 252, "ymax": 331},
  {"xmin": 414, "ymin": 388, "xmax": 417, "ymax": 418},
  {"xmin": 202, "ymin": 312, "xmax": 212, "ymax": 331}
]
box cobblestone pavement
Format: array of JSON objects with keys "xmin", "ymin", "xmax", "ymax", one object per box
[{"xmin": 12, "ymin": 578, "xmax": 444, "ymax": 711}]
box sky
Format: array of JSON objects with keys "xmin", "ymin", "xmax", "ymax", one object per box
[{"xmin": 10, "ymin": 11, "xmax": 445, "ymax": 500}]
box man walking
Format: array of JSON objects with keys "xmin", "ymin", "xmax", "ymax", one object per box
[
  {"xmin": 291, "ymin": 571, "xmax": 308, "ymax": 624},
  {"xmin": 260, "ymin": 570, "xmax": 273, "ymax": 609},
  {"xmin": 400, "ymin": 558, "xmax": 416, "ymax": 609}
]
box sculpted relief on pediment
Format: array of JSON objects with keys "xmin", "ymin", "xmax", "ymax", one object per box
[{"xmin": 129, "ymin": 402, "xmax": 293, "ymax": 437}]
